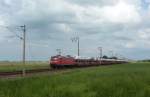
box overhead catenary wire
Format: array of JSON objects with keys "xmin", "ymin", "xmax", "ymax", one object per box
[{"xmin": 0, "ymin": 25, "xmax": 23, "ymax": 40}]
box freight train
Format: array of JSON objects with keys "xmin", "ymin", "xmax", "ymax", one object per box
[{"xmin": 50, "ymin": 55, "xmax": 127, "ymax": 68}]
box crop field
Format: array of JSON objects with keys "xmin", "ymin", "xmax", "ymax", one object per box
[
  {"xmin": 0, "ymin": 62, "xmax": 150, "ymax": 97},
  {"xmin": 0, "ymin": 61, "xmax": 49, "ymax": 72}
]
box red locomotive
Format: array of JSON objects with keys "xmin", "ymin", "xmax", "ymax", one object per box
[{"xmin": 50, "ymin": 55, "xmax": 127, "ymax": 68}]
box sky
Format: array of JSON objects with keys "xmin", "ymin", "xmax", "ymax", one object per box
[{"xmin": 0, "ymin": 0, "xmax": 150, "ymax": 61}]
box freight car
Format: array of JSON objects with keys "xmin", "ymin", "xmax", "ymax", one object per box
[{"xmin": 50, "ymin": 55, "xmax": 127, "ymax": 68}]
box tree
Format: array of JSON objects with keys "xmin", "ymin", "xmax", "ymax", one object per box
[{"xmin": 102, "ymin": 55, "xmax": 108, "ymax": 59}]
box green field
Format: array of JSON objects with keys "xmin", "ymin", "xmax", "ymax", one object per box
[
  {"xmin": 0, "ymin": 62, "xmax": 150, "ymax": 97},
  {"xmin": 0, "ymin": 61, "xmax": 49, "ymax": 72}
]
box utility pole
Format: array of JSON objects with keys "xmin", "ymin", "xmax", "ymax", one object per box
[
  {"xmin": 109, "ymin": 50, "xmax": 114, "ymax": 57},
  {"xmin": 71, "ymin": 36, "xmax": 80, "ymax": 56},
  {"xmin": 56, "ymin": 49, "xmax": 61, "ymax": 55},
  {"xmin": 77, "ymin": 37, "xmax": 80, "ymax": 56},
  {"xmin": 0, "ymin": 25, "xmax": 27, "ymax": 76},
  {"xmin": 98, "ymin": 47, "xmax": 102, "ymax": 64},
  {"xmin": 20, "ymin": 25, "xmax": 26, "ymax": 76}
]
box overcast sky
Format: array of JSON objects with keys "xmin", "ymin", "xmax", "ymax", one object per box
[{"xmin": 0, "ymin": 0, "xmax": 150, "ymax": 60}]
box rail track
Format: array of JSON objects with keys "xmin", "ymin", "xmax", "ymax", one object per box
[
  {"xmin": 0, "ymin": 67, "xmax": 77, "ymax": 78},
  {"xmin": 0, "ymin": 63, "xmax": 125, "ymax": 78},
  {"xmin": 0, "ymin": 66, "xmax": 99, "ymax": 78},
  {"xmin": 0, "ymin": 68, "xmax": 52, "ymax": 78}
]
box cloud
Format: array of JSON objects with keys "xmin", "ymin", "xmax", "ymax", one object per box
[
  {"xmin": 101, "ymin": 1, "xmax": 141, "ymax": 23},
  {"xmin": 63, "ymin": 1, "xmax": 141, "ymax": 24},
  {"xmin": 1, "ymin": 0, "xmax": 150, "ymax": 60},
  {"xmin": 125, "ymin": 42, "xmax": 136, "ymax": 48}
]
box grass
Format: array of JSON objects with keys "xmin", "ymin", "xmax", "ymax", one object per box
[
  {"xmin": 0, "ymin": 61, "xmax": 49, "ymax": 72},
  {"xmin": 0, "ymin": 62, "xmax": 150, "ymax": 97}
]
